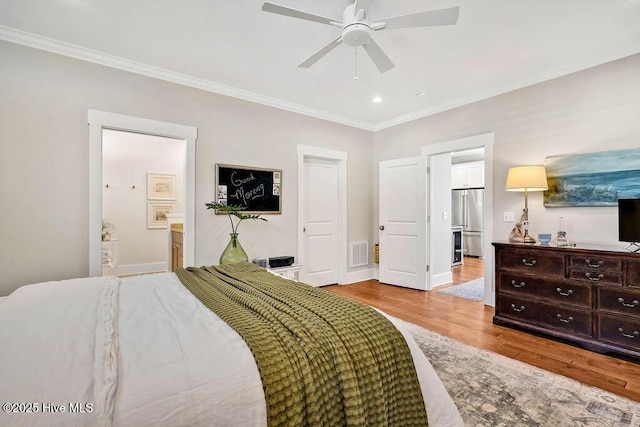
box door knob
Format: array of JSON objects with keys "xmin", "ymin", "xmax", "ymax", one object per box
[{"xmin": 379, "ymin": 225, "xmax": 385, "ymax": 230}]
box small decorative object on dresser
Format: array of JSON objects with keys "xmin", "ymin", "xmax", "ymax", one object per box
[
  {"xmin": 537, "ymin": 233, "xmax": 552, "ymax": 245},
  {"xmin": 493, "ymin": 242, "xmax": 640, "ymax": 359}
]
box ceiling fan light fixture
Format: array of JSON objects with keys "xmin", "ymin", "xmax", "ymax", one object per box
[{"xmin": 342, "ymin": 23, "xmax": 372, "ymax": 46}]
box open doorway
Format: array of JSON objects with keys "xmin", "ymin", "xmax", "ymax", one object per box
[
  {"xmin": 448, "ymin": 148, "xmax": 485, "ymax": 299},
  {"xmin": 102, "ymin": 129, "xmax": 184, "ymax": 276},
  {"xmin": 88, "ymin": 110, "xmax": 197, "ymax": 277},
  {"xmin": 422, "ymin": 133, "xmax": 494, "ymax": 305}
]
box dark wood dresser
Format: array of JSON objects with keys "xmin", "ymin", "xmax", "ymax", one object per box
[{"xmin": 493, "ymin": 242, "xmax": 640, "ymax": 360}]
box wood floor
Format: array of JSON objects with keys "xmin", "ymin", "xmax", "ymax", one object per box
[{"xmin": 324, "ymin": 257, "xmax": 640, "ymax": 402}]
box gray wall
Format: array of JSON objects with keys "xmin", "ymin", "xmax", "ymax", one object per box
[
  {"xmin": 0, "ymin": 41, "xmax": 373, "ymax": 295},
  {"xmin": 1, "ymin": 38, "xmax": 638, "ymax": 296},
  {"xmin": 374, "ymin": 53, "xmax": 640, "ymax": 251}
]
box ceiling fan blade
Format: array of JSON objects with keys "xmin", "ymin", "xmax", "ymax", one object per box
[
  {"xmin": 362, "ymin": 39, "xmax": 394, "ymax": 73},
  {"xmin": 262, "ymin": 2, "xmax": 341, "ymax": 26},
  {"xmin": 376, "ymin": 6, "xmax": 459, "ymax": 30},
  {"xmin": 298, "ymin": 36, "xmax": 343, "ymax": 68},
  {"xmin": 354, "ymin": 0, "xmax": 374, "ymax": 18}
]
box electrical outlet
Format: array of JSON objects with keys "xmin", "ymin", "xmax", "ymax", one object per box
[{"xmin": 503, "ymin": 211, "xmax": 515, "ymax": 222}]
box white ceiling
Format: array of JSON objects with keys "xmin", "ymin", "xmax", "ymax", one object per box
[{"xmin": 1, "ymin": 0, "xmax": 639, "ymax": 130}]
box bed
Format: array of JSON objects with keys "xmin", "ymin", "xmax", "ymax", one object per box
[{"xmin": 0, "ymin": 264, "xmax": 462, "ymax": 426}]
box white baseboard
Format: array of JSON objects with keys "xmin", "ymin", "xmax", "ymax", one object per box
[
  {"xmin": 341, "ymin": 268, "xmax": 374, "ymax": 285},
  {"xmin": 363, "ymin": 265, "xmax": 451, "ymax": 289},
  {"xmin": 431, "ymin": 271, "xmax": 453, "ymax": 288},
  {"xmin": 106, "ymin": 262, "xmax": 167, "ymax": 276}
]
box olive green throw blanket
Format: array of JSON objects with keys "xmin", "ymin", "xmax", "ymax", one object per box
[{"xmin": 176, "ymin": 263, "xmax": 428, "ymax": 426}]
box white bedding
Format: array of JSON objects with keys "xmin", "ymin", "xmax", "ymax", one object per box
[{"xmin": 0, "ymin": 273, "xmax": 462, "ymax": 427}]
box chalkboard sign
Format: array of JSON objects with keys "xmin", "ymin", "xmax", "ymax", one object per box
[{"xmin": 215, "ymin": 164, "xmax": 282, "ymax": 214}]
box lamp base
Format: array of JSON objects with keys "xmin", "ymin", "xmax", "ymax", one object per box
[{"xmin": 523, "ymin": 235, "xmax": 536, "ymax": 244}]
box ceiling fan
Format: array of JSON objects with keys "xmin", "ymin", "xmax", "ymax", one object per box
[{"xmin": 261, "ymin": 0, "xmax": 459, "ymax": 73}]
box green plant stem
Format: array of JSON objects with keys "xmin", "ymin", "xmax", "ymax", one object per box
[{"xmin": 228, "ymin": 213, "xmax": 236, "ymax": 234}]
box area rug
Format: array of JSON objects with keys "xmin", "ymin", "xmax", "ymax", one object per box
[
  {"xmin": 403, "ymin": 320, "xmax": 640, "ymax": 426},
  {"xmin": 437, "ymin": 278, "xmax": 484, "ymax": 301}
]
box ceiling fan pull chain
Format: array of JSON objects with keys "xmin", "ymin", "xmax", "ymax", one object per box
[{"xmin": 354, "ymin": 47, "xmax": 359, "ymax": 81}]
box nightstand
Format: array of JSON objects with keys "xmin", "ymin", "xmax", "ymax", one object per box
[{"xmin": 267, "ymin": 264, "xmax": 301, "ymax": 281}]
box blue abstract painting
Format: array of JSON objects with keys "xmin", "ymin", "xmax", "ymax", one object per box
[{"xmin": 543, "ymin": 148, "xmax": 640, "ymax": 207}]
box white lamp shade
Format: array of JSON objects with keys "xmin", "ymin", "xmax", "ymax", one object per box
[{"xmin": 505, "ymin": 165, "xmax": 548, "ymax": 192}]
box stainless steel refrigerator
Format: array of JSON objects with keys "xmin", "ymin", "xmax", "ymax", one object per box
[{"xmin": 451, "ymin": 188, "xmax": 484, "ymax": 257}]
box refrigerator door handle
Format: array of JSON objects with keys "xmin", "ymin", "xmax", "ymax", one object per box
[{"xmin": 463, "ymin": 193, "xmax": 468, "ymax": 228}]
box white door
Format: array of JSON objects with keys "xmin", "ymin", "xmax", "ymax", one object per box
[
  {"xmin": 379, "ymin": 157, "xmax": 427, "ymax": 290},
  {"xmin": 301, "ymin": 157, "xmax": 339, "ymax": 287}
]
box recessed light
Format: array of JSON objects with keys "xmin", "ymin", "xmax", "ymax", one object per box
[
  {"xmin": 372, "ymin": 96, "xmax": 383, "ymax": 103},
  {"xmin": 417, "ymin": 92, "xmax": 428, "ymax": 99}
]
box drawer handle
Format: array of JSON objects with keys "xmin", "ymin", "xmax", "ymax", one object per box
[
  {"xmin": 584, "ymin": 272, "xmax": 604, "ymax": 282},
  {"xmin": 556, "ymin": 314, "xmax": 574, "ymax": 323},
  {"xmin": 584, "ymin": 259, "xmax": 604, "ymax": 268},
  {"xmin": 521, "ymin": 258, "xmax": 537, "ymax": 267},
  {"xmin": 617, "ymin": 298, "xmax": 640, "ymax": 308},
  {"xmin": 618, "ymin": 328, "xmax": 640, "ymax": 339},
  {"xmin": 556, "ymin": 288, "xmax": 574, "ymax": 297},
  {"xmin": 510, "ymin": 304, "xmax": 525, "ymax": 312},
  {"xmin": 510, "ymin": 280, "xmax": 526, "ymax": 288}
]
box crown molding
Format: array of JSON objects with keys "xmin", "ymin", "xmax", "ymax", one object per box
[
  {"xmin": 372, "ymin": 46, "xmax": 640, "ymax": 132},
  {"xmin": 1, "ymin": 25, "xmax": 638, "ymax": 133},
  {"xmin": 0, "ymin": 25, "xmax": 374, "ymax": 131}
]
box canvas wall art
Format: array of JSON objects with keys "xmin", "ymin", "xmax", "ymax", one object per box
[{"xmin": 543, "ymin": 148, "xmax": 640, "ymax": 207}]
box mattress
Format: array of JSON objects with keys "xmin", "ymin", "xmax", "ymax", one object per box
[{"xmin": 0, "ymin": 272, "xmax": 462, "ymax": 426}]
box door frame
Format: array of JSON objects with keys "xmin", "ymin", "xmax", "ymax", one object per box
[
  {"xmin": 421, "ymin": 132, "xmax": 495, "ymax": 304},
  {"xmin": 88, "ymin": 110, "xmax": 197, "ymax": 276},
  {"xmin": 296, "ymin": 145, "xmax": 347, "ymax": 285}
]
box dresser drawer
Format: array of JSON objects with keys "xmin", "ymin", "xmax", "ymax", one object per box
[
  {"xmin": 598, "ymin": 286, "xmax": 640, "ymax": 316},
  {"xmin": 497, "ymin": 273, "xmax": 591, "ymax": 308},
  {"xmin": 569, "ymin": 254, "xmax": 624, "ymax": 285},
  {"xmin": 597, "ymin": 314, "xmax": 640, "ymax": 351},
  {"xmin": 569, "ymin": 269, "xmax": 622, "ymax": 285},
  {"xmin": 497, "ymin": 296, "xmax": 592, "ymax": 337},
  {"xmin": 569, "ymin": 255, "xmax": 622, "ymax": 271},
  {"xmin": 497, "ymin": 249, "xmax": 565, "ymax": 278},
  {"xmin": 626, "ymin": 261, "xmax": 640, "ymax": 288}
]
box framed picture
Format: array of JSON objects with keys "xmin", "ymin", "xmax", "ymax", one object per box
[
  {"xmin": 147, "ymin": 202, "xmax": 175, "ymax": 229},
  {"xmin": 544, "ymin": 148, "xmax": 640, "ymax": 207},
  {"xmin": 147, "ymin": 173, "xmax": 176, "ymax": 200}
]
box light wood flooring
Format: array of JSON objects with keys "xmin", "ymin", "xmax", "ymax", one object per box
[{"xmin": 324, "ymin": 257, "xmax": 640, "ymax": 402}]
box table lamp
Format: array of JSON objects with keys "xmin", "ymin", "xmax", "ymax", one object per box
[{"xmin": 506, "ymin": 165, "xmax": 548, "ymax": 244}]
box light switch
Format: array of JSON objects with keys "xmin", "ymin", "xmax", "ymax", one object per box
[
  {"xmin": 442, "ymin": 211, "xmax": 449, "ymax": 220},
  {"xmin": 503, "ymin": 212, "xmax": 515, "ymax": 222}
]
